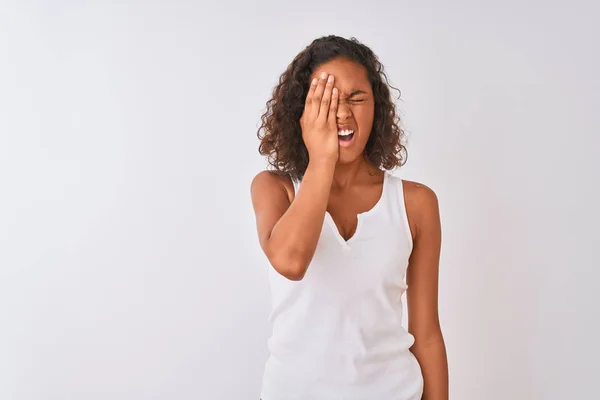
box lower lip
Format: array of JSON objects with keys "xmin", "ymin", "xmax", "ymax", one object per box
[{"xmin": 338, "ymin": 132, "xmax": 355, "ymax": 148}]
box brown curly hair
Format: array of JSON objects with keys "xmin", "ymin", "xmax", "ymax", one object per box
[{"xmin": 257, "ymin": 35, "xmax": 407, "ymax": 181}]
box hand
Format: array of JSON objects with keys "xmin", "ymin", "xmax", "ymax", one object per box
[{"xmin": 299, "ymin": 72, "xmax": 339, "ymax": 164}]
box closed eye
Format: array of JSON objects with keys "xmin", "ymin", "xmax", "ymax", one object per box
[{"xmin": 350, "ymin": 99, "xmax": 366, "ymax": 103}]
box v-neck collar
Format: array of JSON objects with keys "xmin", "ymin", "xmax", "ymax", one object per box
[{"xmin": 325, "ymin": 171, "xmax": 389, "ymax": 250}]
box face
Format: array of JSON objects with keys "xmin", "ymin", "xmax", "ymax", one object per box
[{"xmin": 310, "ymin": 57, "xmax": 375, "ymax": 165}]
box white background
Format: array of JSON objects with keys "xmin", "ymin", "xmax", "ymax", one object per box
[{"xmin": 1, "ymin": 1, "xmax": 599, "ymax": 399}]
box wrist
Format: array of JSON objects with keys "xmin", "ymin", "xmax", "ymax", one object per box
[{"xmin": 308, "ymin": 155, "xmax": 337, "ymax": 170}]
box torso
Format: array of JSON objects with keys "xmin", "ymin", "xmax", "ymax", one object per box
[
  {"xmin": 325, "ymin": 169, "xmax": 385, "ymax": 241},
  {"xmin": 261, "ymin": 170, "xmax": 424, "ymax": 400},
  {"xmin": 276, "ymin": 170, "xmax": 418, "ymax": 243}
]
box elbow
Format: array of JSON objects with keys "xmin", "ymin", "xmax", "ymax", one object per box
[
  {"xmin": 281, "ymin": 267, "xmax": 306, "ymax": 281},
  {"xmin": 268, "ymin": 247, "xmax": 310, "ymax": 281}
]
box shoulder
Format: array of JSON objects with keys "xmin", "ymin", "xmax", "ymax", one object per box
[
  {"xmin": 402, "ymin": 179, "xmax": 439, "ymax": 208},
  {"xmin": 250, "ymin": 170, "xmax": 295, "ymax": 203},
  {"xmin": 399, "ymin": 179, "xmax": 440, "ymax": 238}
]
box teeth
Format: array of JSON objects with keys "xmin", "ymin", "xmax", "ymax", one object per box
[{"xmin": 338, "ymin": 129, "xmax": 354, "ymax": 136}]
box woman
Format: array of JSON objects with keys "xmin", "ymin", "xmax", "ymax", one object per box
[{"xmin": 251, "ymin": 35, "xmax": 448, "ymax": 400}]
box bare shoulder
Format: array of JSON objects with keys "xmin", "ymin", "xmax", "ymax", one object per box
[
  {"xmin": 402, "ymin": 179, "xmax": 439, "ymax": 208},
  {"xmin": 401, "ymin": 179, "xmax": 440, "ymax": 238},
  {"xmin": 250, "ymin": 170, "xmax": 296, "ymax": 245},
  {"xmin": 250, "ymin": 170, "xmax": 295, "ymax": 205}
]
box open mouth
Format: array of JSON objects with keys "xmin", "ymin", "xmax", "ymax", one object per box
[{"xmin": 338, "ymin": 129, "xmax": 354, "ymax": 142}]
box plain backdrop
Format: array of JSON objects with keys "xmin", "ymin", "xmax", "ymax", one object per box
[{"xmin": 1, "ymin": 1, "xmax": 599, "ymax": 399}]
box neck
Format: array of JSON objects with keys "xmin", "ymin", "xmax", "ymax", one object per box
[{"xmin": 331, "ymin": 157, "xmax": 381, "ymax": 189}]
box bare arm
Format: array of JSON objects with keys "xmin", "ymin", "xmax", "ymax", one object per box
[
  {"xmin": 251, "ymin": 72, "xmax": 339, "ymax": 280},
  {"xmin": 251, "ymin": 160, "xmax": 335, "ymax": 280},
  {"xmin": 405, "ymin": 181, "xmax": 449, "ymax": 400}
]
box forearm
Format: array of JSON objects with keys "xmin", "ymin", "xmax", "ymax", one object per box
[
  {"xmin": 411, "ymin": 335, "xmax": 449, "ymax": 400},
  {"xmin": 267, "ymin": 159, "xmax": 335, "ymax": 278}
]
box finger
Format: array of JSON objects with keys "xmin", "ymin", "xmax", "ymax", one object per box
[
  {"xmin": 317, "ymin": 74, "xmax": 335, "ymax": 120},
  {"xmin": 311, "ymin": 72, "xmax": 328, "ymax": 117},
  {"xmin": 328, "ymin": 87, "xmax": 339, "ymax": 126},
  {"xmin": 303, "ymin": 77, "xmax": 318, "ymax": 117}
]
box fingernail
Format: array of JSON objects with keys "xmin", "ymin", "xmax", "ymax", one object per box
[
  {"xmin": 311, "ymin": 78, "xmax": 317, "ymax": 85},
  {"xmin": 320, "ymin": 72, "xmax": 327, "ymax": 79},
  {"xmin": 328, "ymin": 75, "xmax": 334, "ymax": 83}
]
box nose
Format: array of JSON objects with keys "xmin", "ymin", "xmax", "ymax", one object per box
[{"xmin": 336, "ymin": 101, "xmax": 352, "ymax": 122}]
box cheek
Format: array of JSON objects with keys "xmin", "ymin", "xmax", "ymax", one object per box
[{"xmin": 355, "ymin": 105, "xmax": 375, "ymax": 136}]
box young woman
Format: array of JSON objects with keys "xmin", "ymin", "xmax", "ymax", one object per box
[{"xmin": 251, "ymin": 35, "xmax": 448, "ymax": 400}]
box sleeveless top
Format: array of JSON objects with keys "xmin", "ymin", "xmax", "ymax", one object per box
[{"xmin": 260, "ymin": 171, "xmax": 424, "ymax": 400}]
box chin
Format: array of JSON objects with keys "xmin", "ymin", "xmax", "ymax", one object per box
[{"xmin": 337, "ymin": 150, "xmax": 364, "ymax": 165}]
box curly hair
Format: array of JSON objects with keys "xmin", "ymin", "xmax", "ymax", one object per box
[{"xmin": 257, "ymin": 35, "xmax": 407, "ymax": 181}]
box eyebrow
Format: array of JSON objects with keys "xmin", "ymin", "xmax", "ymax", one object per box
[{"xmin": 346, "ymin": 90, "xmax": 368, "ymax": 97}]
